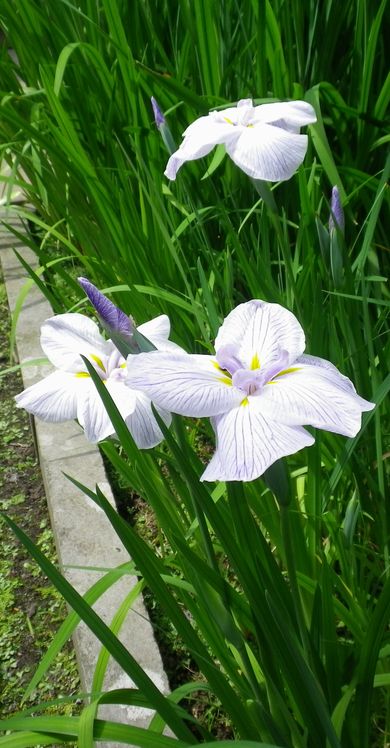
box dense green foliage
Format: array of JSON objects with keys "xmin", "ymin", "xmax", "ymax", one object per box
[{"xmin": 0, "ymin": 1, "xmax": 388, "ymax": 747}]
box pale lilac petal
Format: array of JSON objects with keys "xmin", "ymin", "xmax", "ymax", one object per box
[
  {"xmin": 226, "ymin": 123, "xmax": 309, "ymax": 181},
  {"xmin": 215, "ymin": 301, "xmax": 261, "ymax": 351},
  {"xmin": 106, "ymin": 379, "xmax": 138, "ymax": 421},
  {"xmin": 77, "ymin": 379, "xmax": 137, "ymax": 444},
  {"xmin": 137, "ymin": 315, "xmax": 170, "ymax": 341},
  {"xmin": 41, "ymin": 313, "xmax": 111, "ymax": 372},
  {"xmin": 15, "ymin": 371, "xmax": 79, "ymax": 422},
  {"xmin": 79, "ymin": 379, "xmax": 137, "ymax": 443},
  {"xmin": 259, "ymin": 364, "xmax": 374, "ymax": 437},
  {"xmin": 164, "ymin": 116, "xmax": 240, "ymax": 180},
  {"xmin": 215, "ymin": 300, "xmax": 305, "ymax": 373},
  {"xmin": 126, "ymin": 351, "xmax": 243, "ymax": 416},
  {"xmin": 295, "ymin": 354, "xmax": 356, "ymax": 393},
  {"xmin": 137, "ymin": 315, "xmax": 181, "ymax": 351},
  {"xmin": 251, "ymin": 100, "xmax": 317, "ymax": 131},
  {"xmin": 79, "ymin": 385, "xmax": 114, "ymax": 442},
  {"xmin": 126, "ymin": 392, "xmax": 171, "ymax": 449},
  {"xmin": 201, "ymin": 401, "xmax": 314, "ymax": 482}
]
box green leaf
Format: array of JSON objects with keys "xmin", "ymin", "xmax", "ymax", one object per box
[
  {"xmin": 23, "ymin": 561, "xmax": 136, "ymax": 700},
  {"xmin": 355, "ymin": 574, "xmax": 390, "ymax": 746},
  {"xmin": 0, "ymin": 513, "xmax": 195, "ymax": 744}
]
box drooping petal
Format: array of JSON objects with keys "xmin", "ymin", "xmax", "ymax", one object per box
[
  {"xmin": 251, "ymin": 100, "xmax": 317, "ymax": 132},
  {"xmin": 41, "ymin": 313, "xmax": 111, "ymax": 373},
  {"xmin": 126, "ymin": 392, "xmax": 171, "ymax": 449},
  {"xmin": 259, "ymin": 363, "xmax": 374, "ymax": 437},
  {"xmin": 126, "ymin": 351, "xmax": 243, "ymax": 417},
  {"xmin": 164, "ymin": 115, "xmax": 240, "ymax": 180},
  {"xmin": 78, "ymin": 378, "xmax": 137, "ymax": 443},
  {"xmin": 215, "ymin": 300, "xmax": 305, "ymax": 374},
  {"xmin": 78, "ymin": 385, "xmax": 114, "ymax": 443},
  {"xmin": 201, "ymin": 401, "xmax": 314, "ymax": 482},
  {"xmin": 295, "ymin": 354, "xmax": 356, "ymax": 392},
  {"xmin": 137, "ymin": 315, "xmax": 181, "ymax": 351},
  {"xmin": 15, "ymin": 371, "xmax": 79, "ymax": 422},
  {"xmin": 226, "ymin": 122, "xmax": 309, "ymax": 181}
]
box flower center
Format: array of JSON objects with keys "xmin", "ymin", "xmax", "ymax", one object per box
[
  {"xmin": 215, "ymin": 344, "xmax": 242, "ymax": 374},
  {"xmin": 232, "ymin": 369, "xmax": 262, "ymax": 395},
  {"xmin": 75, "ymin": 348, "xmax": 126, "ymax": 381},
  {"xmin": 215, "ymin": 346, "xmax": 295, "ymax": 396}
]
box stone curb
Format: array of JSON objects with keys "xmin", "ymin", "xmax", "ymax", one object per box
[{"xmin": 0, "ymin": 206, "xmax": 170, "ymax": 746}]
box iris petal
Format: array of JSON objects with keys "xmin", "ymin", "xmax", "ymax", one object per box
[
  {"xmin": 126, "ymin": 392, "xmax": 171, "ymax": 449},
  {"xmin": 260, "ymin": 363, "xmax": 374, "ymax": 437},
  {"xmin": 79, "ymin": 379, "xmax": 137, "ymax": 443},
  {"xmin": 15, "ymin": 371, "xmax": 79, "ymax": 422},
  {"xmin": 226, "ymin": 123, "xmax": 309, "ymax": 181},
  {"xmin": 164, "ymin": 117, "xmax": 241, "ymax": 179},
  {"xmin": 79, "ymin": 385, "xmax": 114, "ymax": 443},
  {"xmin": 215, "ymin": 300, "xmax": 305, "ymax": 374},
  {"xmin": 137, "ymin": 315, "xmax": 181, "ymax": 351},
  {"xmin": 126, "ymin": 351, "xmax": 243, "ymax": 417},
  {"xmin": 251, "ymin": 100, "xmax": 317, "ymax": 130},
  {"xmin": 41, "ymin": 313, "xmax": 111, "ymax": 372},
  {"xmin": 201, "ymin": 401, "xmax": 314, "ymax": 482}
]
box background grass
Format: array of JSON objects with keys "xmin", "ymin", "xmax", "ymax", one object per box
[{"xmin": 0, "ymin": 1, "xmax": 389, "ymax": 746}]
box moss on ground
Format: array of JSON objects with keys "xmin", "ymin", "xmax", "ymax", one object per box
[{"xmin": 0, "ymin": 274, "xmax": 80, "ymax": 720}]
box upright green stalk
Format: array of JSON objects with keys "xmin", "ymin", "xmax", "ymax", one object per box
[{"xmin": 279, "ymin": 503, "xmax": 311, "ymax": 661}]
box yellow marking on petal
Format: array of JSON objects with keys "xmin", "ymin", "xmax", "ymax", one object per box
[
  {"xmin": 274, "ymin": 367, "xmax": 301, "ymax": 377},
  {"xmin": 75, "ymin": 372, "xmax": 90, "ymax": 378},
  {"xmin": 224, "ymin": 117, "xmax": 234, "ymax": 125},
  {"xmin": 250, "ymin": 353, "xmax": 260, "ymax": 370},
  {"xmin": 213, "ymin": 360, "xmax": 232, "ymax": 383},
  {"xmin": 120, "ymin": 362, "xmax": 126, "ymax": 369},
  {"xmin": 246, "ymin": 124, "xmax": 254, "ymax": 128},
  {"xmin": 240, "ymin": 397, "xmax": 249, "ymax": 406},
  {"xmin": 90, "ymin": 354, "xmax": 106, "ymax": 372},
  {"xmin": 218, "ymin": 376, "xmax": 232, "ymax": 386},
  {"xmin": 266, "ymin": 367, "xmax": 302, "ymax": 385}
]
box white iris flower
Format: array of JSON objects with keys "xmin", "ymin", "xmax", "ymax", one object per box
[
  {"xmin": 126, "ymin": 300, "xmax": 374, "ymax": 482},
  {"xmin": 165, "ymin": 99, "xmax": 317, "ymax": 181},
  {"xmin": 15, "ymin": 312, "xmax": 177, "ymax": 447}
]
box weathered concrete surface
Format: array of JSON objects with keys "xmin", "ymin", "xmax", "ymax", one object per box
[{"xmin": 0, "ymin": 207, "xmax": 171, "ymax": 745}]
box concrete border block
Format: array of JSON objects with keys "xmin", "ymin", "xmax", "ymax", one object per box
[{"xmin": 0, "ymin": 209, "xmax": 170, "ymax": 745}]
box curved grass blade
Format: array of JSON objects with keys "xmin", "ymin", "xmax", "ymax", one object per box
[
  {"xmin": 0, "ymin": 716, "xmax": 189, "ymax": 747},
  {"xmin": 0, "ymin": 513, "xmax": 196, "ymax": 744},
  {"xmin": 23, "ymin": 561, "xmax": 136, "ymax": 701}
]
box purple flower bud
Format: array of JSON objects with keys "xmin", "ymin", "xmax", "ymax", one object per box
[
  {"xmin": 329, "ymin": 186, "xmax": 345, "ymax": 233},
  {"xmin": 78, "ymin": 277, "xmax": 134, "ymax": 338},
  {"xmin": 151, "ymin": 96, "xmax": 165, "ymax": 128}
]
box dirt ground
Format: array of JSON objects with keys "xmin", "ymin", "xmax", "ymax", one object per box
[{"xmin": 0, "ymin": 272, "xmax": 80, "ymax": 718}]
